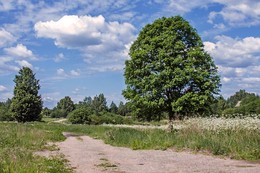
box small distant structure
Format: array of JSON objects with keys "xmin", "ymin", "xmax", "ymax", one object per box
[{"xmin": 235, "ymin": 101, "xmax": 241, "ymax": 107}]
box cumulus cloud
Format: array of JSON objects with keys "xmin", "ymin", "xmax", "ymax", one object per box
[
  {"xmin": 157, "ymin": 1, "xmax": 260, "ymax": 27},
  {"xmin": 208, "ymin": 1, "xmax": 260, "ymax": 26},
  {"xmin": 204, "ymin": 35, "xmax": 260, "ymax": 97},
  {"xmin": 4, "ymin": 44, "xmax": 35, "ymax": 59},
  {"xmin": 35, "ymin": 15, "xmax": 136, "ymax": 72},
  {"xmin": 57, "ymin": 68, "xmax": 67, "ymax": 77},
  {"xmin": 70, "ymin": 69, "xmax": 80, "ymax": 76},
  {"xmin": 204, "ymin": 36, "xmax": 260, "ymax": 67},
  {"xmin": 35, "ymin": 15, "xmax": 135, "ymax": 49},
  {"xmin": 15, "ymin": 60, "xmax": 33, "ymax": 69}
]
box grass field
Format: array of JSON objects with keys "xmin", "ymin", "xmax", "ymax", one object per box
[{"xmin": 0, "ymin": 117, "xmax": 259, "ymax": 172}]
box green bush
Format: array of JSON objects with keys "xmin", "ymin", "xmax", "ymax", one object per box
[
  {"xmin": 0, "ymin": 109, "xmax": 13, "ymax": 121},
  {"xmin": 68, "ymin": 107, "xmax": 92, "ymax": 124},
  {"xmin": 50, "ymin": 109, "xmax": 67, "ymax": 118}
]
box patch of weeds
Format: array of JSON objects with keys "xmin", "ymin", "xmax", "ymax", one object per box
[
  {"xmin": 41, "ymin": 143, "xmax": 59, "ymax": 151},
  {"xmin": 100, "ymin": 157, "xmax": 108, "ymax": 161},
  {"xmin": 96, "ymin": 162, "xmax": 117, "ymax": 168},
  {"xmin": 40, "ymin": 154, "xmax": 73, "ymax": 173},
  {"xmin": 96, "ymin": 157, "xmax": 118, "ymax": 171}
]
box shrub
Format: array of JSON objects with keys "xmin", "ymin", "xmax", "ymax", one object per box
[
  {"xmin": 68, "ymin": 107, "xmax": 92, "ymax": 124},
  {"xmin": 50, "ymin": 109, "xmax": 67, "ymax": 118}
]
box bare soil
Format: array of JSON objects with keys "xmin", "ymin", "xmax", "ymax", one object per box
[{"xmin": 37, "ymin": 132, "xmax": 260, "ymax": 173}]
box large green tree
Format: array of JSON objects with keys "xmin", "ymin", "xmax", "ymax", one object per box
[
  {"xmin": 123, "ymin": 16, "xmax": 220, "ymax": 120},
  {"xmin": 11, "ymin": 67, "xmax": 42, "ymax": 122}
]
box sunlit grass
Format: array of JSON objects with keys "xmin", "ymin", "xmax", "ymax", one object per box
[{"xmin": 0, "ymin": 123, "xmax": 71, "ymax": 173}]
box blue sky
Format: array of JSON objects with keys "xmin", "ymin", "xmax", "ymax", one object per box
[{"xmin": 0, "ymin": 0, "xmax": 260, "ymax": 108}]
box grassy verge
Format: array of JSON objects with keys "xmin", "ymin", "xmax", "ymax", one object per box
[{"xmin": 0, "ymin": 123, "xmax": 71, "ymax": 173}]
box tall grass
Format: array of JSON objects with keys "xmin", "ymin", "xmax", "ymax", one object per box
[{"xmin": 0, "ymin": 123, "xmax": 71, "ymax": 173}]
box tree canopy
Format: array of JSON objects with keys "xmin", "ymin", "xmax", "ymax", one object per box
[
  {"xmin": 123, "ymin": 16, "xmax": 221, "ymax": 120},
  {"xmin": 56, "ymin": 96, "xmax": 75, "ymax": 117},
  {"xmin": 10, "ymin": 67, "xmax": 42, "ymax": 122}
]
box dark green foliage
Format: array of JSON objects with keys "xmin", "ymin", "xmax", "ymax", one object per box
[
  {"xmin": 226, "ymin": 89, "xmax": 255, "ymax": 108},
  {"xmin": 92, "ymin": 94, "xmax": 108, "ymax": 112},
  {"xmin": 123, "ymin": 16, "xmax": 220, "ymax": 120},
  {"xmin": 50, "ymin": 109, "xmax": 67, "ymax": 118},
  {"xmin": 41, "ymin": 107, "xmax": 51, "ymax": 117},
  {"xmin": 210, "ymin": 96, "xmax": 228, "ymax": 115},
  {"xmin": 77, "ymin": 96, "xmax": 92, "ymax": 109},
  {"xmin": 10, "ymin": 67, "xmax": 42, "ymax": 122},
  {"xmin": 0, "ymin": 99, "xmax": 13, "ymax": 121},
  {"xmin": 222, "ymin": 99, "xmax": 260, "ymax": 116},
  {"xmin": 56, "ymin": 96, "xmax": 75, "ymax": 117},
  {"xmin": 68, "ymin": 107, "xmax": 93, "ymax": 124},
  {"xmin": 109, "ymin": 101, "xmax": 118, "ymax": 114},
  {"xmin": 212, "ymin": 90, "xmax": 260, "ymax": 117},
  {"xmin": 117, "ymin": 101, "xmax": 131, "ymax": 116}
]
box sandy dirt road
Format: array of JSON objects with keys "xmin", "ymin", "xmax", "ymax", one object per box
[{"xmin": 48, "ymin": 132, "xmax": 260, "ymax": 173}]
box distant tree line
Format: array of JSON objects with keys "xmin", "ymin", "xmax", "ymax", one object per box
[
  {"xmin": 41, "ymin": 94, "xmax": 132, "ymax": 124},
  {"xmin": 210, "ymin": 89, "xmax": 260, "ymax": 118},
  {"xmin": 0, "ymin": 67, "xmax": 259, "ymax": 123}
]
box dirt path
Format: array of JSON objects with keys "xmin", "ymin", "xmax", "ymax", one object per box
[{"xmin": 50, "ymin": 132, "xmax": 260, "ymax": 173}]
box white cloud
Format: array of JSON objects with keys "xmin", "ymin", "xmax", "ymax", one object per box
[
  {"xmin": 42, "ymin": 91, "xmax": 61, "ymax": 108},
  {"xmin": 0, "ymin": 28, "xmax": 16, "ymax": 47},
  {"xmin": 204, "ymin": 36, "xmax": 260, "ymax": 67},
  {"xmin": 166, "ymin": 0, "xmax": 210, "ymax": 14},
  {"xmin": 208, "ymin": 1, "xmax": 260, "ymax": 26},
  {"xmin": 0, "ymin": 56, "xmax": 20, "ymax": 74},
  {"xmin": 56, "ymin": 68, "xmax": 80, "ymax": 78},
  {"xmin": 35, "ymin": 15, "xmax": 135, "ymax": 49},
  {"xmin": 205, "ymin": 35, "xmax": 260, "ymax": 98},
  {"xmin": 15, "ymin": 60, "xmax": 33, "ymax": 69},
  {"xmin": 109, "ymin": 12, "xmax": 136, "ymax": 21},
  {"xmin": 4, "ymin": 44, "xmax": 35, "ymax": 59},
  {"xmin": 0, "ymin": 85, "xmax": 7, "ymax": 92},
  {"xmin": 222, "ymin": 77, "xmax": 231, "ymax": 83},
  {"xmin": 0, "ymin": 92, "xmax": 13, "ymax": 101},
  {"xmin": 57, "ymin": 68, "xmax": 67, "ymax": 77},
  {"xmin": 156, "ymin": 1, "xmax": 260, "ymax": 27},
  {"xmin": 35, "ymin": 15, "xmax": 136, "ymax": 72},
  {"xmin": 54, "ymin": 53, "xmax": 65, "ymax": 62},
  {"xmin": 242, "ymin": 77, "xmax": 260, "ymax": 83},
  {"xmin": 70, "ymin": 69, "xmax": 80, "ymax": 76}
]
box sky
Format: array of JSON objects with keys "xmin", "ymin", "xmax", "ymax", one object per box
[{"xmin": 0, "ymin": 0, "xmax": 260, "ymax": 108}]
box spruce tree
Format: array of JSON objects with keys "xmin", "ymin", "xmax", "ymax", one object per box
[{"xmin": 11, "ymin": 67, "xmax": 42, "ymax": 122}]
